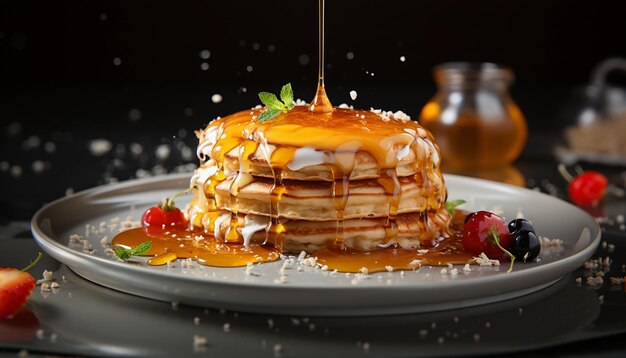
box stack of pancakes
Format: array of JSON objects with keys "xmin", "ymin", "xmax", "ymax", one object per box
[{"xmin": 186, "ymin": 105, "xmax": 451, "ymax": 253}]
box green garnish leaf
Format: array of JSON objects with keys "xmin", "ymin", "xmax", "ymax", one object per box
[
  {"xmin": 258, "ymin": 108, "xmax": 283, "ymax": 123},
  {"xmin": 280, "ymin": 83, "xmax": 294, "ymax": 110},
  {"xmin": 115, "ymin": 241, "xmax": 152, "ymax": 261},
  {"xmin": 132, "ymin": 241, "xmax": 153, "ymax": 256},
  {"xmin": 257, "ymin": 83, "xmax": 296, "ymax": 123},
  {"xmin": 258, "ymin": 92, "xmax": 286, "ymax": 111},
  {"xmin": 115, "ymin": 246, "xmax": 132, "ymax": 261},
  {"xmin": 445, "ymin": 199, "xmax": 466, "ymax": 218}
]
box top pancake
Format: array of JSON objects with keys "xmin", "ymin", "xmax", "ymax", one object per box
[{"xmin": 196, "ymin": 105, "xmax": 442, "ymax": 181}]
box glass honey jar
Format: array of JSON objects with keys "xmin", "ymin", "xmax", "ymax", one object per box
[{"xmin": 419, "ymin": 62, "xmax": 527, "ymax": 170}]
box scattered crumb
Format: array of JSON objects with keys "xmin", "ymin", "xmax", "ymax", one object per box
[
  {"xmin": 273, "ymin": 343, "xmax": 283, "ymax": 354},
  {"xmin": 473, "ymin": 253, "xmax": 500, "ymax": 267},
  {"xmin": 193, "ymin": 335, "xmax": 208, "ymax": 350}
]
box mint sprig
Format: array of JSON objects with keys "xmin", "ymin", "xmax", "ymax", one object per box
[
  {"xmin": 258, "ymin": 83, "xmax": 295, "ymax": 123},
  {"xmin": 445, "ymin": 199, "xmax": 466, "ymax": 219},
  {"xmin": 115, "ymin": 241, "xmax": 152, "ymax": 261}
]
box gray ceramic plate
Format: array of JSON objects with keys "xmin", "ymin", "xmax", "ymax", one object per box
[{"xmin": 31, "ymin": 173, "xmax": 600, "ymax": 316}]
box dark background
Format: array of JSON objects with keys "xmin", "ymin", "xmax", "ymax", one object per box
[{"xmin": 1, "ymin": 0, "xmax": 626, "ymax": 220}]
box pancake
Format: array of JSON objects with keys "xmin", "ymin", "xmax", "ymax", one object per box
[
  {"xmin": 196, "ymin": 106, "xmax": 441, "ymax": 180},
  {"xmin": 186, "ymin": 102, "xmax": 450, "ymax": 253},
  {"xmin": 196, "ymin": 171, "xmax": 445, "ymax": 221},
  {"xmin": 208, "ymin": 210, "xmax": 451, "ymax": 252}
]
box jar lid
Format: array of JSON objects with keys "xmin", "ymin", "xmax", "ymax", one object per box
[{"xmin": 434, "ymin": 62, "xmax": 514, "ymax": 87}]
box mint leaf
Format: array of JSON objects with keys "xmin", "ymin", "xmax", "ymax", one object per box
[
  {"xmin": 131, "ymin": 241, "xmax": 152, "ymax": 256},
  {"xmin": 115, "ymin": 246, "xmax": 132, "ymax": 261},
  {"xmin": 280, "ymin": 83, "xmax": 294, "ymax": 109},
  {"xmin": 445, "ymin": 199, "xmax": 466, "ymax": 218},
  {"xmin": 258, "ymin": 108, "xmax": 283, "ymax": 123},
  {"xmin": 258, "ymin": 92, "xmax": 286, "ymax": 111},
  {"xmin": 114, "ymin": 241, "xmax": 152, "ymax": 261},
  {"xmin": 256, "ymin": 84, "xmax": 297, "ymax": 123}
]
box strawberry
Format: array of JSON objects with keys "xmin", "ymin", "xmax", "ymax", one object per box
[
  {"xmin": 0, "ymin": 253, "xmax": 42, "ymax": 320},
  {"xmin": 0, "ymin": 269, "xmax": 35, "ymax": 320},
  {"xmin": 141, "ymin": 189, "xmax": 189, "ymax": 230}
]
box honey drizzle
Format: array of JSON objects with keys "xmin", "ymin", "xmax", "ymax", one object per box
[
  {"xmin": 267, "ymin": 146, "xmax": 296, "ymax": 251},
  {"xmin": 198, "ymin": 169, "xmax": 226, "ymax": 233},
  {"xmin": 377, "ymin": 168, "xmax": 401, "ymax": 240},
  {"xmin": 309, "ymin": 0, "xmax": 333, "ymax": 114},
  {"xmin": 112, "ymin": 227, "xmax": 280, "ymax": 267},
  {"xmin": 330, "ymin": 166, "xmax": 350, "ymax": 248}
]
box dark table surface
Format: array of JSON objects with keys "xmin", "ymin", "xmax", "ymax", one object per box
[{"xmin": 1, "ymin": 89, "xmax": 626, "ymax": 356}]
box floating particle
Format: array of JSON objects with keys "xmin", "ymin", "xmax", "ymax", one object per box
[
  {"xmin": 184, "ymin": 107, "xmax": 193, "ymax": 117},
  {"xmin": 268, "ymin": 44, "xmax": 276, "ymax": 52},
  {"xmin": 44, "ymin": 142, "xmax": 56, "ymax": 153},
  {"xmin": 31, "ymin": 160, "xmax": 45, "ymax": 174},
  {"xmin": 400, "ymin": 56, "xmax": 406, "ymax": 62},
  {"xmin": 181, "ymin": 146, "xmax": 193, "ymax": 161},
  {"xmin": 239, "ymin": 87, "xmax": 247, "ymax": 94},
  {"xmin": 199, "ymin": 50, "xmax": 211, "ymax": 59},
  {"xmin": 113, "ymin": 57, "xmax": 122, "ymax": 66},
  {"xmin": 0, "ymin": 161, "xmax": 8, "ymax": 171},
  {"xmin": 298, "ymin": 54, "xmax": 310, "ymax": 65},
  {"xmin": 211, "ymin": 94, "xmax": 223, "ymax": 103},
  {"xmin": 200, "ymin": 62, "xmax": 209, "ymax": 71},
  {"xmin": 349, "ymin": 90, "xmax": 357, "ymax": 100},
  {"xmin": 246, "ymin": 65, "xmax": 253, "ymax": 72},
  {"xmin": 10, "ymin": 165, "xmax": 22, "ymax": 178},
  {"xmin": 88, "ymin": 139, "xmax": 112, "ymax": 156},
  {"xmin": 5, "ymin": 121, "xmax": 22, "ymax": 136},
  {"xmin": 129, "ymin": 142, "xmax": 143, "ymax": 156},
  {"xmin": 99, "ymin": 13, "xmax": 107, "ymax": 21},
  {"xmin": 22, "ymin": 135, "xmax": 41, "ymax": 150},
  {"xmin": 155, "ymin": 144, "xmax": 171, "ymax": 160},
  {"xmin": 346, "ymin": 52, "xmax": 354, "ymax": 60},
  {"xmin": 128, "ymin": 108, "xmax": 141, "ymax": 122},
  {"xmin": 178, "ymin": 128, "xmax": 188, "ymax": 138},
  {"xmin": 252, "ymin": 42, "xmax": 260, "ymax": 50}
]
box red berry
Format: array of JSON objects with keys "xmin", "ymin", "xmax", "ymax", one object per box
[
  {"xmin": 568, "ymin": 171, "xmax": 607, "ymax": 206},
  {"xmin": 0, "ymin": 269, "xmax": 36, "ymax": 320},
  {"xmin": 462, "ymin": 211, "xmax": 513, "ymax": 261},
  {"xmin": 141, "ymin": 205, "xmax": 186, "ymax": 228}
]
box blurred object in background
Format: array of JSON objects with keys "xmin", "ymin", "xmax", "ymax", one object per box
[
  {"xmin": 558, "ymin": 58, "xmax": 626, "ymax": 166},
  {"xmin": 419, "ymin": 62, "xmax": 527, "ymax": 171}
]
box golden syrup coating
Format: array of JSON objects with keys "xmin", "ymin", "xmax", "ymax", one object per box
[{"xmin": 197, "ymin": 106, "xmax": 440, "ymax": 174}]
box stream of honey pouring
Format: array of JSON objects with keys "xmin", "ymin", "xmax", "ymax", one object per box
[{"xmin": 111, "ymin": 0, "xmax": 468, "ymax": 272}]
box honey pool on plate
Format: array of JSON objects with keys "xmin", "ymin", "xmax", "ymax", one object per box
[{"xmin": 112, "ymin": 210, "xmax": 473, "ymax": 273}]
